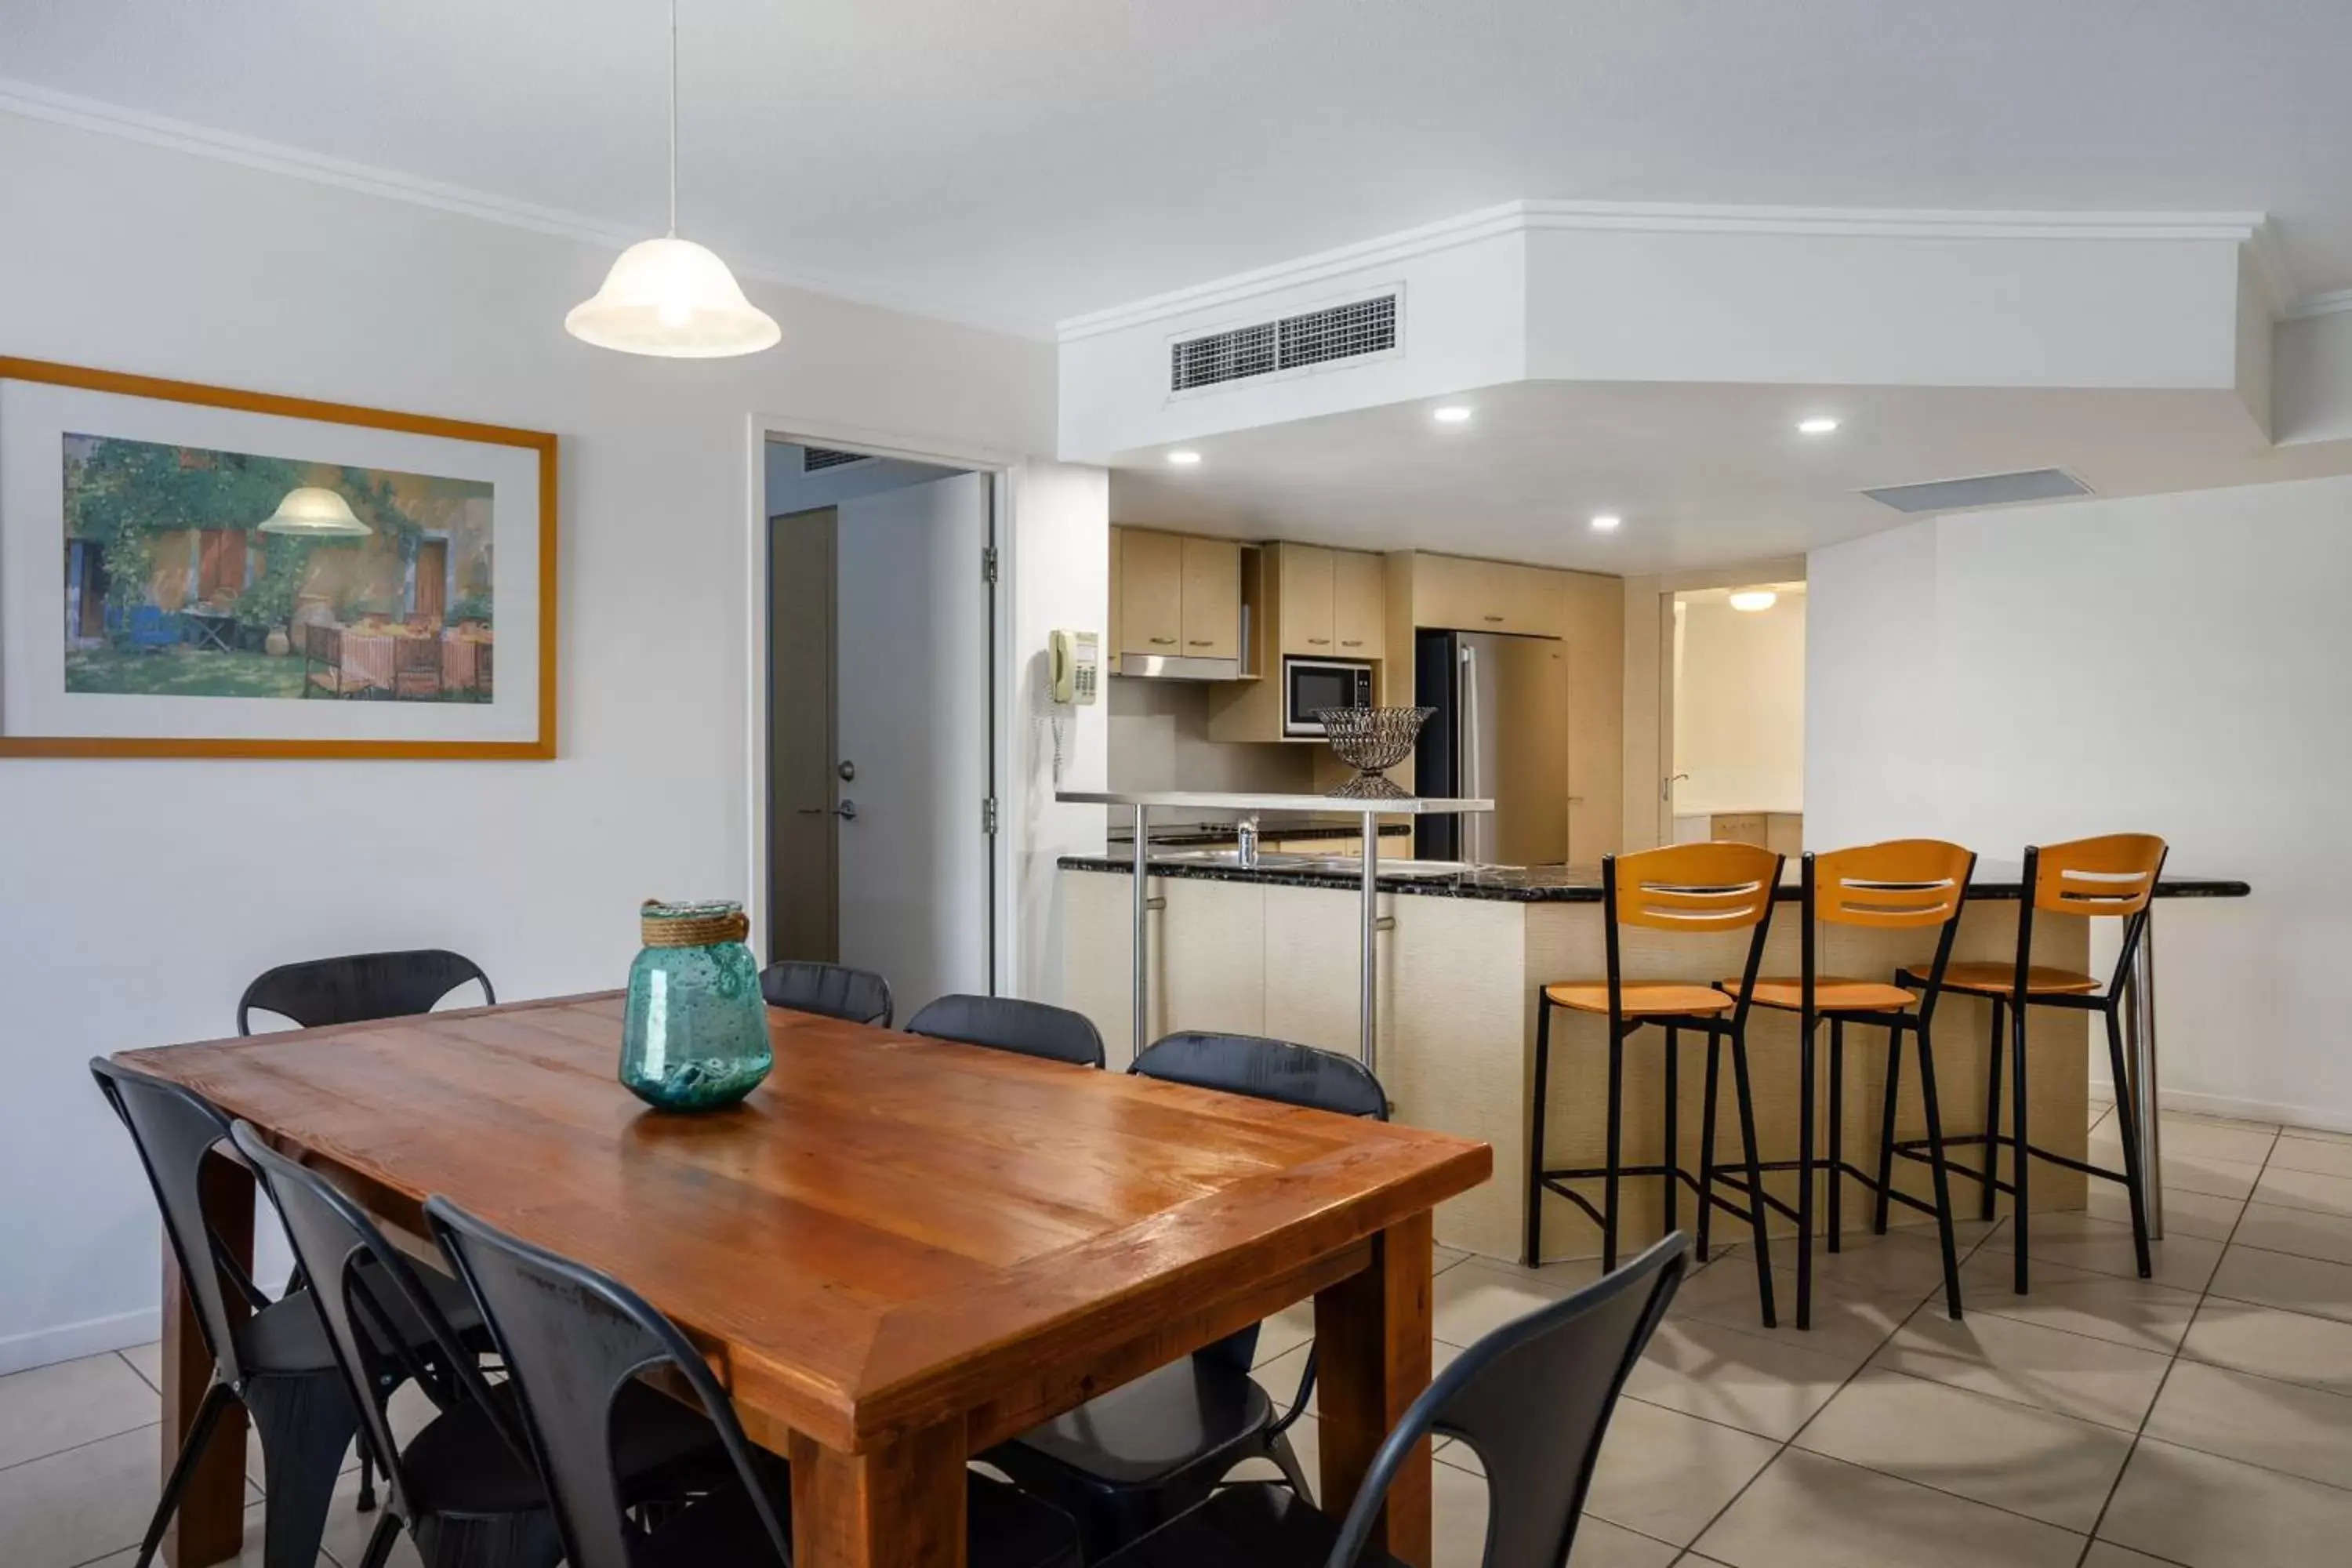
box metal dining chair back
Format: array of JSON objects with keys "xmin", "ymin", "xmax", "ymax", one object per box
[
  {"xmin": 238, "ymin": 949, "xmax": 494, "ymax": 1035},
  {"xmin": 907, "ymin": 994, "xmax": 1106, "ymax": 1068},
  {"xmin": 758, "ymin": 959, "xmax": 893, "ymax": 1026},
  {"xmin": 1129, "ymin": 1030, "xmax": 1388, "ymax": 1120}
]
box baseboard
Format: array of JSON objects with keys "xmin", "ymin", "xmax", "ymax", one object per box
[
  {"xmin": 0, "ymin": 1306, "xmax": 159, "ymax": 1377},
  {"xmin": 2088, "ymin": 1077, "xmax": 2352, "ymax": 1136}
]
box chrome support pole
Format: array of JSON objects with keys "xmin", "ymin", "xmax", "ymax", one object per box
[
  {"xmin": 2125, "ymin": 916, "xmax": 2165, "ymax": 1240},
  {"xmin": 1359, "ymin": 809, "xmax": 1378, "ymax": 1071},
  {"xmin": 1131, "ymin": 804, "xmax": 1149, "ymax": 1063}
]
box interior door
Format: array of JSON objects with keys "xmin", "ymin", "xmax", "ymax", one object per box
[
  {"xmin": 836, "ymin": 473, "xmax": 991, "ymax": 1014},
  {"xmin": 413, "ymin": 539, "xmax": 448, "ymax": 621},
  {"xmin": 769, "ymin": 508, "xmax": 838, "ymax": 961}
]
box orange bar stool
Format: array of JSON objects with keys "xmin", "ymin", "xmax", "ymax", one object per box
[
  {"xmin": 1526, "ymin": 843, "xmax": 1784, "ymax": 1324},
  {"xmin": 1716, "ymin": 841, "xmax": 1976, "ymax": 1327},
  {"xmin": 1893, "ymin": 834, "xmax": 2168, "ymax": 1295}
]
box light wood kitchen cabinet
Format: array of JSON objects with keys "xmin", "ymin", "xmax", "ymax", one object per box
[
  {"xmin": 1332, "ymin": 549, "xmax": 1385, "ymax": 659},
  {"xmin": 1179, "ymin": 535, "xmax": 1241, "ymax": 659},
  {"xmin": 1116, "ymin": 528, "xmax": 1185, "ymax": 658},
  {"xmin": 1411, "ymin": 554, "xmax": 1564, "ymax": 637},
  {"xmin": 1276, "ymin": 543, "xmax": 1337, "ymax": 656},
  {"xmin": 1679, "ymin": 811, "xmax": 1803, "ymax": 856}
]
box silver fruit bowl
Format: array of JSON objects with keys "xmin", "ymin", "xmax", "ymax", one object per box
[{"xmin": 1316, "ymin": 706, "xmax": 1433, "ymax": 799}]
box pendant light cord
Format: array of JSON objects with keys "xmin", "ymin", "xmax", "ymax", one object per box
[{"xmin": 667, "ymin": 0, "xmax": 679, "ymax": 235}]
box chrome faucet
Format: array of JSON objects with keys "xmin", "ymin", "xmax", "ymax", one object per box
[{"xmin": 1236, "ymin": 815, "xmax": 1261, "ymax": 869}]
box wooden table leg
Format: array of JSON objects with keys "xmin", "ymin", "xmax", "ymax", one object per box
[
  {"xmin": 1314, "ymin": 1210, "xmax": 1435, "ymax": 1567},
  {"xmin": 789, "ymin": 1421, "xmax": 968, "ymax": 1568},
  {"xmin": 162, "ymin": 1149, "xmax": 252, "ymax": 1567}
]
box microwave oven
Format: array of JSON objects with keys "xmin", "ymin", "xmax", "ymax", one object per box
[{"xmin": 1283, "ymin": 656, "xmax": 1376, "ymax": 737}]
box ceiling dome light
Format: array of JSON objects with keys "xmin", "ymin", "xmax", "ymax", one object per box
[
  {"xmin": 1730, "ymin": 589, "xmax": 1778, "ymax": 612},
  {"xmin": 1590, "ymin": 514, "xmax": 1622, "ymax": 532},
  {"xmin": 1167, "ymin": 450, "xmax": 1203, "ymax": 466},
  {"xmin": 566, "ymin": 0, "xmax": 779, "ymax": 358},
  {"xmin": 257, "ymin": 486, "xmax": 371, "ymax": 539},
  {"xmin": 1432, "ymin": 405, "xmax": 1473, "ymax": 424},
  {"xmin": 1796, "ymin": 416, "xmax": 1840, "ymax": 435}
]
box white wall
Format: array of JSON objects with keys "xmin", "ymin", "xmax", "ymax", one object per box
[
  {"xmin": 1105, "ymin": 677, "xmax": 1314, "ymax": 798},
  {"xmin": 1806, "ymin": 475, "xmax": 2352, "ymax": 1131},
  {"xmin": 764, "ymin": 443, "xmax": 965, "ymax": 515},
  {"xmin": 1672, "ymin": 592, "xmax": 1806, "ymax": 814},
  {"xmin": 0, "ymin": 110, "xmax": 1058, "ymax": 1371}
]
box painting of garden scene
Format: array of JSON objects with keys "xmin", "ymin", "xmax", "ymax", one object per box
[{"xmin": 62, "ymin": 434, "xmax": 495, "ymax": 702}]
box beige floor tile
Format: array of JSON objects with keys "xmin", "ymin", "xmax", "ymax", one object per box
[
  {"xmin": 1621, "ymin": 1316, "xmax": 1853, "ymax": 1440},
  {"xmin": 2089, "ymin": 1182, "xmax": 2241, "ymax": 1240},
  {"xmin": 2277, "ymin": 1124, "xmax": 2352, "ymax": 1147},
  {"xmin": 1580, "ymin": 1395, "xmax": 1780, "ymax": 1547},
  {"xmin": 2268, "ymin": 1134, "xmax": 2352, "ymax": 1180},
  {"xmin": 1957, "ymin": 1249, "xmax": 2200, "ymax": 1352},
  {"xmin": 2100, "ymin": 1435, "xmax": 2352, "ymax": 1568},
  {"xmin": 1794, "ymin": 1367, "xmax": 2133, "ymax": 1532},
  {"xmin": 2078, "ymin": 1545, "xmax": 2181, "ymax": 1568},
  {"xmin": 1433, "ymin": 1243, "xmax": 1472, "ymax": 1274},
  {"xmin": 2231, "ymin": 1201, "xmax": 2352, "ymax": 1267},
  {"xmin": 2143, "ymin": 1358, "xmax": 2352, "ymax": 1491},
  {"xmin": 1563, "ymin": 1516, "xmax": 1679, "ymax": 1567},
  {"xmin": 2253, "ymin": 1163, "xmax": 2352, "ymax": 1220},
  {"xmin": 2208, "ymin": 1243, "xmax": 2352, "ymax": 1326},
  {"xmin": 1979, "ymin": 1211, "xmax": 2223, "ymax": 1292},
  {"xmin": 1870, "ymin": 1298, "xmax": 2172, "ymax": 1431},
  {"xmin": 1720, "ymin": 1227, "xmax": 1957, "ymax": 1299},
  {"xmin": 1251, "ymin": 1298, "xmax": 1319, "ymax": 1368},
  {"xmin": 2180, "ymin": 1296, "xmax": 2352, "ymax": 1396},
  {"xmin": 314, "ymin": 1463, "xmax": 423, "ymax": 1568},
  {"xmin": 81, "ymin": 1497, "xmax": 328, "ymax": 1568},
  {"xmin": 0, "ymin": 1351, "xmax": 161, "ymax": 1472},
  {"xmin": 0, "ymin": 1423, "xmax": 162, "ymax": 1568},
  {"xmin": 1425, "ymin": 1443, "xmax": 1679, "ymax": 1568},
  {"xmin": 2085, "ymin": 1138, "xmax": 2263, "ymax": 1202},
  {"xmin": 118, "ymin": 1341, "xmax": 163, "ymax": 1394},
  {"xmin": 1432, "ymin": 1258, "xmax": 1581, "ymax": 1346},
  {"xmin": 1254, "ymin": 1338, "xmax": 1459, "ymax": 1421},
  {"xmin": 1668, "ymin": 1257, "xmax": 1915, "ymax": 1367},
  {"xmin": 2151, "ymin": 1114, "xmax": 2279, "ymax": 1163},
  {"xmin": 1694, "ymin": 1446, "xmax": 2085, "ymax": 1568}
]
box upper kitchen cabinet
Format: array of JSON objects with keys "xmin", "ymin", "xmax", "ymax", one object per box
[
  {"xmin": 1410, "ymin": 553, "xmax": 1566, "ymax": 637},
  {"xmin": 1269, "ymin": 542, "xmax": 1385, "ymax": 661},
  {"xmin": 1112, "ymin": 526, "xmax": 1243, "ymax": 671}
]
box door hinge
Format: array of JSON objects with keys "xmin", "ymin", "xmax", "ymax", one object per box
[
  {"xmin": 981, "ymin": 545, "xmax": 999, "ymax": 585},
  {"xmin": 982, "ymin": 796, "xmax": 1000, "ymax": 836}
]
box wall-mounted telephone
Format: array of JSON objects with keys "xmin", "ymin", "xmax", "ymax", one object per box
[{"xmin": 1049, "ymin": 629, "xmax": 1100, "ymax": 705}]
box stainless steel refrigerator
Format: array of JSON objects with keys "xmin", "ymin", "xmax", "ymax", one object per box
[{"xmin": 1413, "ymin": 629, "xmax": 1570, "ymax": 866}]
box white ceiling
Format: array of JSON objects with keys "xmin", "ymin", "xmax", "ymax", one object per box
[
  {"xmin": 1105, "ymin": 380, "xmax": 2352, "ymax": 574},
  {"xmin": 7, "ymin": 1, "xmax": 2352, "ymax": 336}
]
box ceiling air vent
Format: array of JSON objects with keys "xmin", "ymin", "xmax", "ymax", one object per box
[
  {"xmin": 801, "ymin": 445, "xmax": 873, "ymax": 473},
  {"xmin": 1171, "ymin": 292, "xmax": 1400, "ymax": 393},
  {"xmin": 1861, "ymin": 468, "xmax": 2091, "ymax": 514}
]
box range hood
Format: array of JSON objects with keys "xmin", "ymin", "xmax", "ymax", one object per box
[{"xmin": 1117, "ymin": 652, "xmax": 1242, "ymax": 681}]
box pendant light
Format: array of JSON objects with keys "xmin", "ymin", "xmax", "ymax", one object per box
[
  {"xmin": 565, "ymin": 0, "xmax": 780, "ymax": 358},
  {"xmin": 257, "ymin": 486, "xmax": 372, "ymax": 539}
]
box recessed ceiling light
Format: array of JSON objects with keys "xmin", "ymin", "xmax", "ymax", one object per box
[
  {"xmin": 1796, "ymin": 416, "xmax": 1840, "ymax": 435},
  {"xmin": 1730, "ymin": 589, "xmax": 1778, "ymax": 612},
  {"xmin": 1432, "ymin": 405, "xmax": 1473, "ymax": 424},
  {"xmin": 1590, "ymin": 514, "xmax": 1622, "ymax": 532},
  {"xmin": 1166, "ymin": 450, "xmax": 1202, "ymax": 466}
]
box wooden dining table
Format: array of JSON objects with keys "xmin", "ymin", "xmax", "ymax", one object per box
[{"xmin": 119, "ymin": 993, "xmax": 1492, "ymax": 1568}]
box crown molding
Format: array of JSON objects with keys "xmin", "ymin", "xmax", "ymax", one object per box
[
  {"xmin": 2285, "ymin": 287, "xmax": 2352, "ymax": 321},
  {"xmin": 1059, "ymin": 198, "xmax": 2285, "ymax": 343},
  {"xmin": 0, "ymin": 78, "xmax": 1048, "ymax": 342}
]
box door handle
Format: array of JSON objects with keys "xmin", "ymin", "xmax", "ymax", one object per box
[
  {"xmin": 1341, "ymin": 639, "xmax": 1363, "ymax": 647},
  {"xmin": 1483, "ymin": 615, "xmax": 1504, "ymax": 623},
  {"xmin": 1187, "ymin": 639, "xmax": 1214, "ymax": 647},
  {"xmin": 1149, "ymin": 637, "xmax": 1177, "ymax": 645},
  {"xmin": 1308, "ymin": 637, "xmax": 1330, "ymax": 645},
  {"xmin": 834, "ymin": 800, "xmax": 858, "ymax": 821}
]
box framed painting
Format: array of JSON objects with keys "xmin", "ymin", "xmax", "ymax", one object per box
[{"xmin": 0, "ymin": 357, "xmax": 557, "ymax": 759}]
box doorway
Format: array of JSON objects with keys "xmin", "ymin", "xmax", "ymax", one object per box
[
  {"xmin": 1666, "ymin": 580, "xmax": 1806, "ymax": 851},
  {"xmin": 764, "ymin": 441, "xmax": 998, "ymax": 1014}
]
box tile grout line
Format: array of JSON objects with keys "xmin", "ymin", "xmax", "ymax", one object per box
[
  {"xmin": 2069, "ymin": 1120, "xmax": 2281, "ymax": 1566},
  {"xmin": 116, "ymin": 1346, "xmax": 161, "ymax": 1398},
  {"xmin": 0, "ymin": 1417, "xmax": 160, "ymax": 1480}
]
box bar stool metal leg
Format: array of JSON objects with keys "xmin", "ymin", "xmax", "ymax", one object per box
[
  {"xmin": 1797, "ymin": 1014, "xmax": 1817, "ymax": 1330},
  {"xmin": 1980, "ymin": 998, "xmax": 2005, "ymax": 1221},
  {"xmin": 1730, "ymin": 1031, "xmax": 1778, "ymax": 1328},
  {"xmin": 2010, "ymin": 996, "xmax": 2031, "ymax": 1294},
  {"xmin": 1828, "ymin": 1016, "xmax": 1846, "ymax": 1253},
  {"xmin": 2102, "ymin": 1003, "xmax": 2156, "ymax": 1279},
  {"xmin": 1602, "ymin": 1022, "xmax": 1626, "ymax": 1272},
  {"xmin": 1523, "ymin": 993, "xmax": 1552, "ymax": 1269},
  {"xmin": 1663, "ymin": 1025, "xmax": 1680, "ymax": 1238},
  {"xmin": 1697, "ymin": 1035, "xmax": 1722, "ymax": 1261},
  {"xmin": 1914, "ymin": 1018, "xmax": 1965, "ymax": 1319},
  {"xmin": 1873, "ymin": 1025, "xmax": 1904, "ymax": 1236}
]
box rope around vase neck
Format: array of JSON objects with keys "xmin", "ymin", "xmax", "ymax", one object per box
[{"xmin": 640, "ymin": 901, "xmax": 749, "ymax": 948}]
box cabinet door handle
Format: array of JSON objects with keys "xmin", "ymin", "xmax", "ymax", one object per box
[
  {"xmin": 1483, "ymin": 615, "xmax": 1504, "ymax": 623},
  {"xmin": 1308, "ymin": 637, "xmax": 1331, "ymax": 645},
  {"xmin": 1340, "ymin": 639, "xmax": 1363, "ymax": 647},
  {"xmin": 1149, "ymin": 637, "xmax": 1177, "ymax": 645},
  {"xmin": 1186, "ymin": 639, "xmax": 1213, "ymax": 647}
]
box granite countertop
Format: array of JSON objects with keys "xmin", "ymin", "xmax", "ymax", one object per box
[
  {"xmin": 1107, "ymin": 818, "xmax": 1414, "ymax": 848},
  {"xmin": 1058, "ymin": 854, "xmax": 2252, "ymax": 905}
]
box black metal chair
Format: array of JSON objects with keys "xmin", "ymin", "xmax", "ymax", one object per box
[
  {"xmin": 423, "ymin": 1196, "xmax": 1082, "ymax": 1568},
  {"xmin": 90, "ymin": 1058, "xmax": 484, "ymax": 1568},
  {"xmin": 1715, "ymin": 840, "xmax": 1976, "ymax": 1326},
  {"xmin": 230, "ymin": 1123, "xmax": 728, "ymax": 1568},
  {"xmin": 238, "ymin": 949, "xmax": 494, "ymax": 1036},
  {"xmin": 757, "ymin": 959, "xmax": 893, "ymax": 1026},
  {"xmin": 1096, "ymin": 1234, "xmax": 1690, "ymax": 1568},
  {"xmin": 1895, "ymin": 834, "xmax": 2169, "ymax": 1295},
  {"xmin": 985, "ymin": 1031, "xmax": 1384, "ymax": 1560},
  {"xmin": 906, "ymin": 994, "xmax": 1106, "ymax": 1068},
  {"xmin": 1526, "ymin": 844, "xmax": 1782, "ymax": 1324}
]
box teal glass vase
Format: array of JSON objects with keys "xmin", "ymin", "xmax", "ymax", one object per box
[{"xmin": 620, "ymin": 900, "xmax": 772, "ymax": 1112}]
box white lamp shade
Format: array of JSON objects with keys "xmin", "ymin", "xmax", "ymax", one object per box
[
  {"xmin": 257, "ymin": 486, "xmax": 371, "ymax": 538},
  {"xmin": 1728, "ymin": 589, "xmax": 1779, "ymax": 613},
  {"xmin": 565, "ymin": 236, "xmax": 781, "ymax": 358}
]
